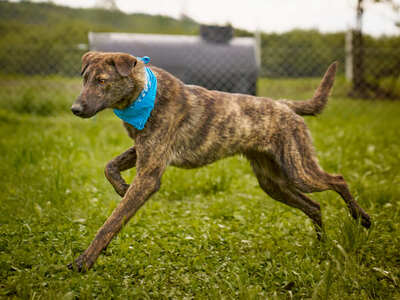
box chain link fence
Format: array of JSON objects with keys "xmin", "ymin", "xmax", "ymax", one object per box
[{"xmin": 1, "ymin": 1, "xmax": 399, "ymax": 118}]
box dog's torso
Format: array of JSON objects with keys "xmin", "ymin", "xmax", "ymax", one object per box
[{"xmin": 124, "ymin": 66, "xmax": 300, "ymax": 169}]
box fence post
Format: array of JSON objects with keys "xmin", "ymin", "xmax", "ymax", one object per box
[{"xmin": 345, "ymin": 30, "xmax": 353, "ymax": 82}]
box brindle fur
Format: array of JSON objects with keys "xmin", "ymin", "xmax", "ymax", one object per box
[{"xmin": 69, "ymin": 51, "xmax": 371, "ymax": 272}]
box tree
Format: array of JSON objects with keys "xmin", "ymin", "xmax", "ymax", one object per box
[{"xmin": 95, "ymin": 0, "xmax": 119, "ymax": 11}]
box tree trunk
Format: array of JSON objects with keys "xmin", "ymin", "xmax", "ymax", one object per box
[
  {"xmin": 349, "ymin": 0, "xmax": 399, "ymax": 99},
  {"xmin": 350, "ymin": 0, "xmax": 367, "ymax": 97}
]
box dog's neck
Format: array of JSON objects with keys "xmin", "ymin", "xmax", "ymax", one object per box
[
  {"xmin": 149, "ymin": 67, "xmax": 184, "ymax": 104},
  {"xmin": 114, "ymin": 64, "xmax": 147, "ymax": 110},
  {"xmin": 113, "ymin": 65, "xmax": 158, "ymax": 130}
]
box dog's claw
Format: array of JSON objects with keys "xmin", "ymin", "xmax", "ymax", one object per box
[
  {"xmin": 67, "ymin": 262, "xmax": 77, "ymax": 271},
  {"xmin": 67, "ymin": 255, "xmax": 90, "ymax": 272},
  {"xmin": 67, "ymin": 261, "xmax": 85, "ymax": 272}
]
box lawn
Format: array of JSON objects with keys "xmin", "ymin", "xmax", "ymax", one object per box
[{"xmin": 0, "ymin": 76, "xmax": 399, "ymax": 299}]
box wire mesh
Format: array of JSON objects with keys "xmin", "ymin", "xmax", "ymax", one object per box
[{"xmin": 1, "ymin": 1, "xmax": 399, "ymax": 119}]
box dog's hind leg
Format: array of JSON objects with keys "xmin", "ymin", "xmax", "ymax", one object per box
[
  {"xmin": 105, "ymin": 147, "xmax": 137, "ymax": 197},
  {"xmin": 273, "ymin": 122, "xmax": 371, "ymax": 229},
  {"xmin": 248, "ymin": 154, "xmax": 324, "ymax": 239}
]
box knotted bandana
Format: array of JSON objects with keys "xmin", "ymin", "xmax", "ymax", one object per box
[{"xmin": 113, "ymin": 56, "xmax": 157, "ymax": 130}]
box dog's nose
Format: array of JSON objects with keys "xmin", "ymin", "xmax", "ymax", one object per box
[{"xmin": 71, "ymin": 104, "xmax": 83, "ymax": 115}]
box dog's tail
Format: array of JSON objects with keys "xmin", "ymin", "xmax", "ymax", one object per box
[{"xmin": 279, "ymin": 62, "xmax": 337, "ymax": 116}]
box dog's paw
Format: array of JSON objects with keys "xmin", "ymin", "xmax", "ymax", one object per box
[
  {"xmin": 67, "ymin": 254, "xmax": 91, "ymax": 272},
  {"xmin": 361, "ymin": 214, "xmax": 371, "ymax": 229},
  {"xmin": 116, "ymin": 183, "xmax": 130, "ymax": 197}
]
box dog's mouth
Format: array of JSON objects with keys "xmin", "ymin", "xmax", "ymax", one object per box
[{"xmin": 73, "ymin": 111, "xmax": 93, "ymax": 118}]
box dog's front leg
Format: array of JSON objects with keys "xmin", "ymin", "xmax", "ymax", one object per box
[
  {"xmin": 68, "ymin": 163, "xmax": 165, "ymax": 272},
  {"xmin": 105, "ymin": 147, "xmax": 137, "ymax": 197}
]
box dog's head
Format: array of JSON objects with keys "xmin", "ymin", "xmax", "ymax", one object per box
[{"xmin": 71, "ymin": 51, "xmax": 146, "ymax": 118}]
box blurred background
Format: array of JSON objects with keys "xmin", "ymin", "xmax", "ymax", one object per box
[{"xmin": 0, "ymin": 0, "xmax": 399, "ymax": 117}]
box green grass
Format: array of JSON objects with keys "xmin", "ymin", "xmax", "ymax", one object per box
[{"xmin": 0, "ymin": 76, "xmax": 399, "ymax": 299}]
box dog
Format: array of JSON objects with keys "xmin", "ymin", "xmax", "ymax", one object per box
[{"xmin": 69, "ymin": 51, "xmax": 371, "ymax": 271}]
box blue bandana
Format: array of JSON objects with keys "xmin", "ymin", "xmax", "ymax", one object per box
[{"xmin": 113, "ymin": 56, "xmax": 157, "ymax": 130}]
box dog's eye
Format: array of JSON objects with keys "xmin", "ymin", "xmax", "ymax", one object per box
[{"xmin": 98, "ymin": 79, "xmax": 106, "ymax": 85}]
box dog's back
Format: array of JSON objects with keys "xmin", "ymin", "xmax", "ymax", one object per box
[{"xmin": 138, "ymin": 63, "xmax": 337, "ymax": 169}]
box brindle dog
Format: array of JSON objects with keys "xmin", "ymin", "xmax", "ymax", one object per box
[{"xmin": 69, "ymin": 51, "xmax": 371, "ymax": 272}]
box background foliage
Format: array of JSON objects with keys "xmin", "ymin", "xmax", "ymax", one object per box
[{"xmin": 1, "ymin": 1, "xmax": 400, "ymax": 82}]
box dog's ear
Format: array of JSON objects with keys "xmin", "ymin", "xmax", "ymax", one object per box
[
  {"xmin": 81, "ymin": 51, "xmax": 98, "ymax": 76},
  {"xmin": 112, "ymin": 54, "xmax": 137, "ymax": 77}
]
